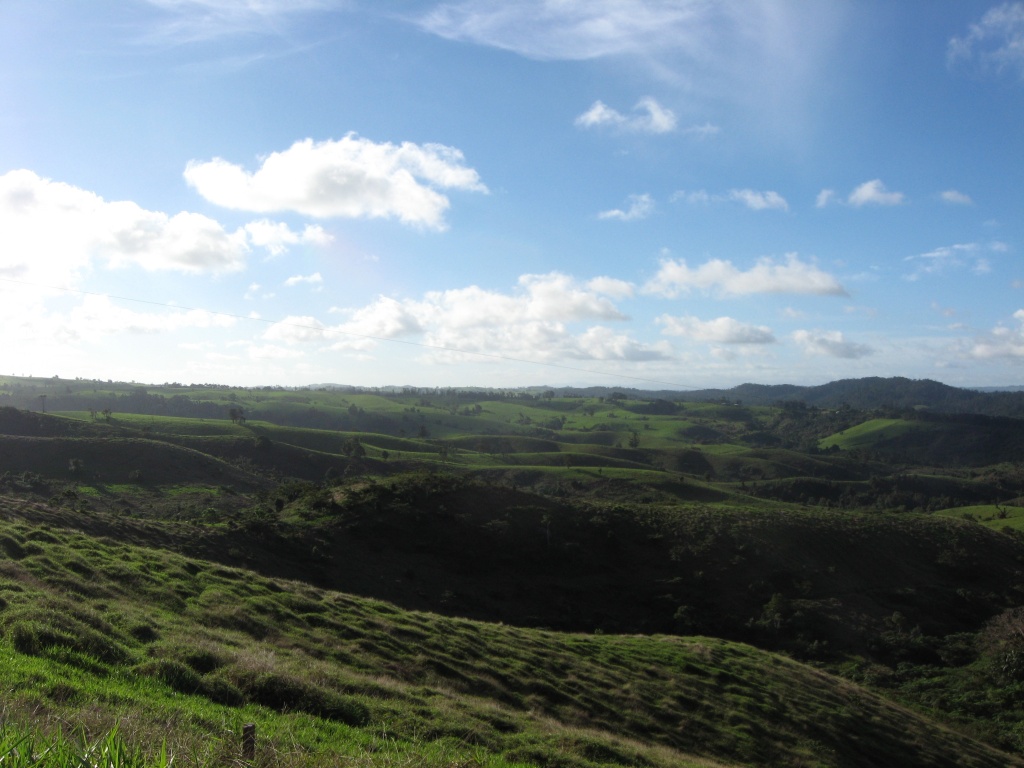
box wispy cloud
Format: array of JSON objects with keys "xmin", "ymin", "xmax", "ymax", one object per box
[
  {"xmin": 645, "ymin": 253, "xmax": 847, "ymax": 298},
  {"xmin": 575, "ymin": 97, "xmax": 677, "ymax": 134},
  {"xmin": 949, "ymin": 2, "xmax": 1024, "ymax": 79},
  {"xmin": 940, "ymin": 189, "xmax": 973, "ymax": 205},
  {"xmin": 793, "ymin": 329, "xmax": 873, "ymax": 359},
  {"xmin": 184, "ymin": 134, "xmax": 488, "ymax": 231},
  {"xmin": 671, "ymin": 188, "xmax": 788, "ymax": 211},
  {"xmin": 903, "ymin": 242, "xmax": 999, "ymax": 281},
  {"xmin": 658, "ymin": 314, "xmax": 775, "ymax": 344},
  {"xmin": 682, "ymin": 122, "xmax": 721, "ymax": 139},
  {"xmin": 140, "ymin": 0, "xmax": 347, "ymax": 43},
  {"xmin": 598, "ymin": 193, "xmax": 655, "ymax": 222},
  {"xmin": 283, "ymin": 272, "xmax": 324, "ymax": 287},
  {"xmin": 413, "ymin": 1, "xmax": 847, "ymax": 128}
]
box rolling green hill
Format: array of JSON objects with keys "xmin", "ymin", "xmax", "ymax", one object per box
[
  {"xmin": 1, "ymin": 500, "xmax": 1021, "ymax": 768},
  {"xmin": 5, "ymin": 376, "xmax": 1024, "ymax": 764}
]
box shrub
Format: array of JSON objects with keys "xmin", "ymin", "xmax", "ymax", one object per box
[{"xmin": 135, "ymin": 659, "xmax": 203, "ymax": 695}]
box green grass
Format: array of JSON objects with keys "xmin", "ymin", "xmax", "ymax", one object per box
[
  {"xmin": 819, "ymin": 418, "xmax": 938, "ymax": 450},
  {"xmin": 934, "ymin": 504, "xmax": 1024, "ymax": 530},
  {"xmin": 1, "ymin": 509, "xmax": 1019, "ymax": 767}
]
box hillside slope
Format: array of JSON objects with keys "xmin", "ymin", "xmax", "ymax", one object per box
[{"xmin": 0, "ymin": 499, "xmax": 1020, "ymax": 768}]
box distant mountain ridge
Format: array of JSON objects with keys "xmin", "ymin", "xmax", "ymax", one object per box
[{"xmin": 558, "ymin": 377, "xmax": 1024, "ymax": 418}]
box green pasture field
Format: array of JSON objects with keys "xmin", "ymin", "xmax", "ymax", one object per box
[
  {"xmin": 818, "ymin": 418, "xmax": 939, "ymax": 450},
  {"xmin": 0, "ymin": 510, "xmax": 1017, "ymax": 768},
  {"xmin": 934, "ymin": 504, "xmax": 1024, "ymax": 531}
]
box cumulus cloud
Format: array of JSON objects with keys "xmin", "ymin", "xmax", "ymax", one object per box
[
  {"xmin": 815, "ymin": 189, "xmax": 835, "ymax": 208},
  {"xmin": 266, "ymin": 272, "xmax": 667, "ymax": 363},
  {"xmin": 970, "ymin": 309, "xmax": 1024, "ymax": 359},
  {"xmin": 793, "ymin": 329, "xmax": 873, "ymax": 359},
  {"xmin": 598, "ymin": 193, "xmax": 654, "ymax": 221},
  {"xmin": 847, "ymin": 179, "xmax": 904, "ymax": 207},
  {"xmin": 644, "ymin": 253, "xmax": 847, "ymax": 297},
  {"xmin": 658, "ymin": 314, "xmax": 776, "ymax": 344},
  {"xmin": 575, "ymin": 97, "xmax": 677, "ymax": 133},
  {"xmin": 948, "ymin": 2, "xmax": 1024, "ymax": 79},
  {"xmin": 244, "ymin": 220, "xmax": 331, "ymax": 256},
  {"xmin": 184, "ymin": 134, "xmax": 488, "ymax": 230},
  {"xmin": 940, "ymin": 189, "xmax": 973, "ymax": 205},
  {"xmin": 0, "ymin": 169, "xmax": 262, "ymax": 282},
  {"xmin": 586, "ymin": 276, "xmax": 635, "ymax": 299},
  {"xmin": 283, "ymin": 272, "xmax": 324, "ymax": 287},
  {"xmin": 727, "ymin": 189, "xmax": 788, "ymax": 211}
]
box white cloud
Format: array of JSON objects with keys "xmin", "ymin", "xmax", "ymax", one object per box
[
  {"xmin": 266, "ymin": 272, "xmax": 667, "ymax": 364},
  {"xmin": 586, "ymin": 276, "xmax": 635, "ymax": 299},
  {"xmin": 0, "ymin": 169, "xmax": 253, "ymax": 281},
  {"xmin": 414, "ymin": 1, "xmax": 847, "ymax": 134},
  {"xmin": 670, "ymin": 188, "xmax": 787, "ymax": 211},
  {"xmin": 815, "ymin": 189, "xmax": 835, "ymax": 208},
  {"xmin": 793, "ymin": 329, "xmax": 873, "ymax": 359},
  {"xmin": 574, "ymin": 326, "xmax": 670, "ymax": 361},
  {"xmin": 598, "ymin": 193, "xmax": 655, "ymax": 221},
  {"xmin": 244, "ymin": 220, "xmax": 332, "ymax": 256},
  {"xmin": 283, "ymin": 272, "xmax": 324, "ymax": 287},
  {"xmin": 658, "ymin": 314, "xmax": 775, "ymax": 344},
  {"xmin": 682, "ymin": 122, "xmax": 720, "ymax": 138},
  {"xmin": 847, "ymin": 179, "xmax": 904, "ymax": 207},
  {"xmin": 184, "ymin": 134, "xmax": 488, "ymax": 230},
  {"xmin": 949, "ymin": 2, "xmax": 1024, "ymax": 79},
  {"xmin": 141, "ymin": 0, "xmax": 344, "ymax": 43},
  {"xmin": 727, "ymin": 188, "xmax": 788, "ymax": 211},
  {"xmin": 64, "ymin": 295, "xmax": 236, "ymax": 339},
  {"xmin": 645, "ymin": 253, "xmax": 847, "ymax": 297},
  {"xmin": 670, "ymin": 189, "xmax": 711, "ymax": 204},
  {"xmin": 904, "ymin": 242, "xmax": 997, "ymax": 281},
  {"xmin": 262, "ymin": 315, "xmax": 327, "ymax": 343},
  {"xmin": 969, "ymin": 310, "xmax": 1024, "ymax": 359},
  {"xmin": 0, "ymin": 293, "xmax": 236, "ymax": 350},
  {"xmin": 247, "ymin": 343, "xmax": 305, "ymax": 361},
  {"xmin": 940, "ymin": 189, "xmax": 973, "ymax": 205},
  {"xmin": 575, "ymin": 97, "xmax": 677, "ymax": 133}
]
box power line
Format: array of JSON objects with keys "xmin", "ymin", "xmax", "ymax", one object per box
[{"xmin": 0, "ymin": 275, "xmax": 699, "ymax": 390}]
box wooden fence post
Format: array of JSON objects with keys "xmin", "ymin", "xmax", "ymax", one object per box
[{"xmin": 242, "ymin": 723, "xmax": 256, "ymax": 762}]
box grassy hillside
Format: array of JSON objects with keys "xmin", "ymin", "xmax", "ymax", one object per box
[
  {"xmin": 5, "ymin": 377, "xmax": 1024, "ymax": 764},
  {"xmin": 1, "ymin": 500, "xmax": 1020, "ymax": 768}
]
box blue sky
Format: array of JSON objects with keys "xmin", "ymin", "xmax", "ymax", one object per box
[{"xmin": 1, "ymin": 1, "xmax": 1022, "ymax": 390}]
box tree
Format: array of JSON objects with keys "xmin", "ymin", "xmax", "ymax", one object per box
[
  {"xmin": 228, "ymin": 407, "xmax": 246, "ymax": 425},
  {"xmin": 628, "ymin": 431, "xmax": 641, "ymax": 449}
]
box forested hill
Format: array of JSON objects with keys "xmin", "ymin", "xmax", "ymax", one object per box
[{"xmin": 566, "ymin": 377, "xmax": 1024, "ymax": 417}]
